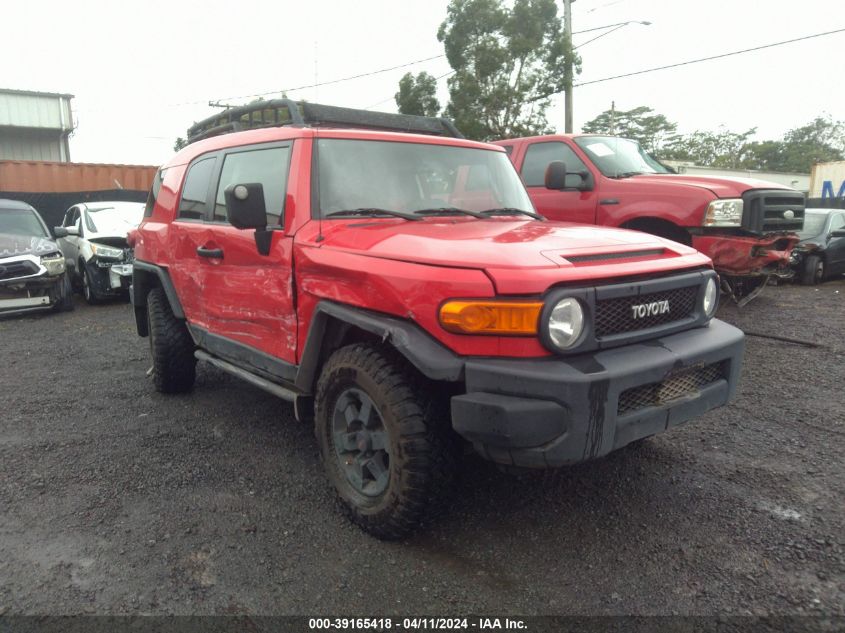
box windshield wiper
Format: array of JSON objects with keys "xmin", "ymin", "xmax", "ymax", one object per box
[
  {"xmin": 479, "ymin": 207, "xmax": 545, "ymax": 221},
  {"xmin": 324, "ymin": 208, "xmax": 423, "ymax": 221},
  {"xmin": 611, "ymin": 171, "xmax": 645, "ymax": 179},
  {"xmin": 412, "ymin": 207, "xmax": 486, "ymax": 218}
]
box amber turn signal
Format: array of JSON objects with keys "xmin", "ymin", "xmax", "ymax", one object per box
[{"xmin": 439, "ymin": 300, "xmax": 542, "ymax": 336}]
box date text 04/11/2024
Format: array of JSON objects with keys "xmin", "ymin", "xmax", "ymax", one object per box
[{"xmin": 307, "ymin": 617, "xmax": 528, "ymax": 630}]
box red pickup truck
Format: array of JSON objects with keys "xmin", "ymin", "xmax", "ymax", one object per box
[
  {"xmin": 131, "ymin": 102, "xmax": 744, "ymax": 538},
  {"xmin": 494, "ymin": 135, "xmax": 805, "ymax": 299}
]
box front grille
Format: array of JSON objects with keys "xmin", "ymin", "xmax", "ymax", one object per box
[
  {"xmin": 595, "ymin": 285, "xmax": 698, "ymax": 338},
  {"xmin": 0, "ymin": 260, "xmax": 40, "ymax": 281},
  {"xmin": 742, "ymin": 190, "xmax": 805, "ymax": 233},
  {"xmin": 618, "ymin": 362, "xmax": 726, "ymax": 415}
]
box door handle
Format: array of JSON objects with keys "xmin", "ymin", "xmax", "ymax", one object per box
[{"xmin": 197, "ymin": 246, "xmax": 224, "ymax": 259}]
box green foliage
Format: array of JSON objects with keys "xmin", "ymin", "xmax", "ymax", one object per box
[
  {"xmin": 582, "ymin": 106, "xmax": 677, "ymax": 155},
  {"xmin": 436, "ymin": 0, "xmax": 578, "ymax": 141},
  {"xmin": 662, "ymin": 126, "xmax": 758, "ymax": 169},
  {"xmin": 395, "ymin": 72, "xmax": 441, "ymax": 117},
  {"xmin": 586, "ymin": 104, "xmax": 845, "ymax": 173},
  {"xmin": 173, "ymin": 137, "xmax": 187, "ymax": 152}
]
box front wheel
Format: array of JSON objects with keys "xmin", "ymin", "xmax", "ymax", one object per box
[
  {"xmin": 54, "ymin": 274, "xmax": 75, "ymax": 312},
  {"xmin": 314, "ymin": 344, "xmax": 458, "ymax": 540},
  {"xmin": 81, "ymin": 265, "xmax": 102, "ymax": 304},
  {"xmin": 801, "ymin": 254, "xmax": 824, "ymax": 285}
]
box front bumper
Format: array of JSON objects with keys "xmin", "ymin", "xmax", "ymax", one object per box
[
  {"xmin": 450, "ymin": 319, "xmax": 744, "ymax": 468},
  {"xmin": 692, "ymin": 233, "xmax": 798, "ymax": 277},
  {"xmin": 88, "ymin": 259, "xmax": 133, "ymax": 294},
  {"xmin": 0, "ymin": 274, "xmax": 66, "ymax": 316}
]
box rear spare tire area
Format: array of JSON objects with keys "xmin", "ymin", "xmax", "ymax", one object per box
[
  {"xmin": 314, "ymin": 343, "xmax": 459, "ymax": 540},
  {"xmin": 146, "ymin": 287, "xmax": 196, "ymax": 393}
]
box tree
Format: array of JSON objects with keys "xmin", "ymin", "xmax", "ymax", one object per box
[
  {"xmin": 743, "ymin": 116, "xmax": 845, "ymax": 172},
  {"xmin": 662, "ymin": 126, "xmax": 758, "ymax": 169},
  {"xmin": 437, "ymin": 0, "xmax": 578, "ymax": 141},
  {"xmin": 581, "ymin": 105, "xmax": 678, "ymax": 155},
  {"xmin": 395, "ymin": 72, "xmax": 441, "ymax": 117},
  {"xmin": 173, "ymin": 137, "xmax": 188, "ymax": 152}
]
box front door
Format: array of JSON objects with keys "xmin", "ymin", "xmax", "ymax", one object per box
[
  {"xmin": 201, "ymin": 142, "xmax": 297, "ymax": 368},
  {"xmin": 517, "ymin": 140, "xmax": 598, "ymax": 225}
]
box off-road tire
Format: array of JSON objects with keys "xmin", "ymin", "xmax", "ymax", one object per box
[
  {"xmin": 315, "ymin": 343, "xmax": 459, "ymax": 540},
  {"xmin": 146, "ymin": 287, "xmax": 196, "ymax": 393},
  {"xmin": 54, "ymin": 274, "xmax": 75, "ymax": 312},
  {"xmin": 801, "ymin": 255, "xmax": 824, "ymax": 285}
]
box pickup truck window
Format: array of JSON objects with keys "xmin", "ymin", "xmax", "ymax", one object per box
[
  {"xmin": 213, "ymin": 145, "xmax": 292, "ymax": 226},
  {"xmin": 521, "ymin": 141, "xmax": 589, "ymax": 188},
  {"xmin": 573, "ymin": 136, "xmax": 670, "ymax": 177},
  {"xmin": 178, "ymin": 157, "xmax": 217, "ymax": 220},
  {"xmin": 315, "ymin": 139, "xmax": 532, "ymax": 217}
]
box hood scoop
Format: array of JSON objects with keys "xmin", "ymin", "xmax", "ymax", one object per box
[{"xmin": 563, "ymin": 248, "xmax": 667, "ymax": 265}]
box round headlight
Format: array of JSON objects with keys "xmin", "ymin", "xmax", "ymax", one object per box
[
  {"xmin": 548, "ymin": 298, "xmax": 585, "ymax": 350},
  {"xmin": 702, "ymin": 277, "xmax": 718, "ymax": 318}
]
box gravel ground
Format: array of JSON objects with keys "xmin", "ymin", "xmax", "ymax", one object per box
[{"xmin": 0, "ymin": 279, "xmax": 843, "ymax": 617}]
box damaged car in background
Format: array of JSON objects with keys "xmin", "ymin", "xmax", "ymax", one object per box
[
  {"xmin": 791, "ymin": 208, "xmax": 845, "ymax": 284},
  {"xmin": 54, "ymin": 202, "xmax": 144, "ymax": 303},
  {"xmin": 0, "ymin": 199, "xmax": 73, "ymax": 316}
]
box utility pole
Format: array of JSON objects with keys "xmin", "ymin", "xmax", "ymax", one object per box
[
  {"xmin": 563, "ymin": 0, "xmax": 575, "ymax": 133},
  {"xmin": 610, "ymin": 100, "xmax": 616, "ymax": 134}
]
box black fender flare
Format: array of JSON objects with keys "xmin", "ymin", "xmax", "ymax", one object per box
[
  {"xmin": 294, "ymin": 301, "xmax": 464, "ymax": 394},
  {"xmin": 131, "ymin": 261, "xmax": 185, "ymax": 336}
]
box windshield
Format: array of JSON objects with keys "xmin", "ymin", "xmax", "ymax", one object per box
[
  {"xmin": 0, "ymin": 207, "xmax": 48, "ymax": 238},
  {"xmin": 798, "ymin": 212, "xmax": 828, "ymax": 239},
  {"xmin": 574, "ymin": 136, "xmax": 671, "ymax": 177},
  {"xmin": 316, "ymin": 139, "xmax": 534, "ymax": 217},
  {"xmin": 86, "ymin": 204, "xmax": 144, "ymax": 235}
]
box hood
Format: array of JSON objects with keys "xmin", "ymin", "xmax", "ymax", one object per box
[
  {"xmin": 317, "ymin": 218, "xmax": 710, "ymax": 293},
  {"xmin": 624, "ymin": 174, "xmax": 791, "ymax": 198},
  {"xmin": 0, "ymin": 233, "xmax": 60, "ymax": 259}
]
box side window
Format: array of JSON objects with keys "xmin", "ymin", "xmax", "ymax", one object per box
[
  {"xmin": 144, "ymin": 168, "xmax": 166, "ymax": 217},
  {"xmin": 62, "ymin": 207, "xmax": 76, "ymax": 227},
  {"xmin": 521, "ymin": 142, "xmax": 589, "ymax": 189},
  {"xmin": 830, "ymin": 214, "xmax": 845, "ymax": 231},
  {"xmin": 178, "ymin": 157, "xmax": 216, "ymax": 220},
  {"xmin": 213, "ymin": 145, "xmax": 292, "ymax": 225}
]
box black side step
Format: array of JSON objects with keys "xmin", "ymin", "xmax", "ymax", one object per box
[{"xmin": 195, "ymin": 350, "xmax": 298, "ymax": 403}]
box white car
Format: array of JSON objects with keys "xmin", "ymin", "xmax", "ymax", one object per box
[{"xmin": 54, "ymin": 201, "xmax": 144, "ymax": 303}]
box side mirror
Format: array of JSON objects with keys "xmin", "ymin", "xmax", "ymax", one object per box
[
  {"xmin": 544, "ymin": 161, "xmax": 592, "ymax": 192},
  {"xmin": 54, "ymin": 226, "xmax": 79, "ymax": 238},
  {"xmin": 225, "ymin": 183, "xmax": 267, "ymax": 230},
  {"xmin": 830, "ymin": 229, "xmax": 845, "ymax": 238},
  {"xmin": 224, "ymin": 183, "xmax": 275, "ymax": 256}
]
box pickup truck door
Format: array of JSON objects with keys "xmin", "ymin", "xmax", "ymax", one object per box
[
  {"xmin": 200, "ymin": 142, "xmax": 298, "ymax": 370},
  {"xmin": 515, "ymin": 140, "xmax": 598, "ymax": 225}
]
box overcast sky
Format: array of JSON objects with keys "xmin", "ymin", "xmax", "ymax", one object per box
[{"xmin": 3, "ymin": 0, "xmax": 843, "ymax": 166}]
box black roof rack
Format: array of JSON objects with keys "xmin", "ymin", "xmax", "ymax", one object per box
[{"xmin": 186, "ymin": 99, "xmax": 464, "ymax": 144}]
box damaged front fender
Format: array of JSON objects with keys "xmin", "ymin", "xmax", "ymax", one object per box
[{"xmin": 692, "ymin": 232, "xmax": 799, "ymax": 277}]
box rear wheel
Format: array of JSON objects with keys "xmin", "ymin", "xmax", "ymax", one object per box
[
  {"xmin": 314, "ymin": 343, "xmax": 458, "ymax": 540},
  {"xmin": 801, "ymin": 255, "xmax": 824, "ymax": 285},
  {"xmin": 146, "ymin": 287, "xmax": 196, "ymax": 393}
]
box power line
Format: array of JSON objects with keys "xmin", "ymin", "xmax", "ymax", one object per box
[
  {"xmin": 573, "ymin": 27, "xmax": 845, "ymax": 88},
  {"xmin": 210, "ymin": 54, "xmax": 447, "ymax": 105}
]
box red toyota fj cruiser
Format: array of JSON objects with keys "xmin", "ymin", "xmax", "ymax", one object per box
[{"xmin": 132, "ymin": 101, "xmax": 744, "ymax": 539}]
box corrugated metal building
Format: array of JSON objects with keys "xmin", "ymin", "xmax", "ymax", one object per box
[{"xmin": 0, "ymin": 88, "xmax": 74, "ymax": 162}]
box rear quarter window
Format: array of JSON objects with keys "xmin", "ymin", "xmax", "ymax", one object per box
[{"xmin": 144, "ymin": 168, "xmax": 166, "ymax": 217}]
